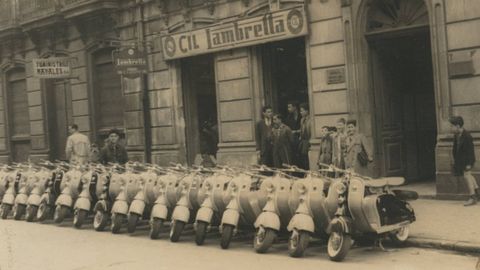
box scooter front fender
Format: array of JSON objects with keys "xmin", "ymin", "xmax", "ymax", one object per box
[
  {"xmin": 171, "ymin": 205, "xmax": 190, "ymax": 223},
  {"xmin": 2, "ymin": 193, "xmax": 14, "ymax": 205},
  {"xmin": 111, "ymin": 200, "xmax": 129, "ymax": 215},
  {"xmin": 14, "ymin": 193, "xmax": 28, "ymax": 205},
  {"xmin": 287, "ymin": 213, "xmax": 315, "ymax": 233},
  {"xmin": 327, "ymin": 216, "xmax": 353, "ymax": 234},
  {"xmin": 56, "ymin": 194, "xmax": 73, "ymax": 208},
  {"xmin": 220, "ymin": 209, "xmax": 240, "ymax": 227},
  {"xmin": 196, "ymin": 206, "xmax": 214, "ymax": 224},
  {"xmin": 129, "ymin": 199, "xmax": 146, "ymax": 216},
  {"xmin": 74, "ymin": 197, "xmax": 91, "ymax": 211},
  {"xmin": 151, "ymin": 204, "xmax": 168, "ymax": 220},
  {"xmin": 254, "ymin": 211, "xmax": 280, "ymax": 231},
  {"xmin": 40, "ymin": 193, "xmax": 54, "ymax": 206},
  {"xmin": 27, "ymin": 194, "xmax": 42, "ymax": 207}
]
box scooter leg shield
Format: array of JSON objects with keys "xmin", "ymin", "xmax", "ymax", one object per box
[
  {"xmin": 129, "ymin": 200, "xmax": 146, "ymax": 216},
  {"xmin": 111, "ymin": 200, "xmax": 129, "ymax": 215},
  {"xmin": 27, "ymin": 194, "xmax": 42, "ymax": 206},
  {"xmin": 151, "ymin": 204, "xmax": 168, "ymax": 219},
  {"xmin": 287, "ymin": 213, "xmax": 315, "ymax": 233},
  {"xmin": 172, "ymin": 205, "xmax": 190, "ymax": 223},
  {"xmin": 254, "ymin": 212, "xmax": 281, "ymax": 231},
  {"xmin": 55, "ymin": 194, "xmax": 73, "ymax": 208},
  {"xmin": 74, "ymin": 197, "xmax": 91, "ymax": 212},
  {"xmin": 221, "ymin": 209, "xmax": 240, "ymax": 227},
  {"xmin": 196, "ymin": 207, "xmax": 214, "ymax": 224},
  {"xmin": 14, "ymin": 194, "xmax": 28, "ymax": 205}
]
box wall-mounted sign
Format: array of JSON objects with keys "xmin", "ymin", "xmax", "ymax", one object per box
[
  {"xmin": 32, "ymin": 57, "xmax": 72, "ymax": 79},
  {"xmin": 161, "ymin": 6, "xmax": 308, "ymax": 60},
  {"xmin": 327, "ymin": 67, "xmax": 346, "ymax": 84},
  {"xmin": 113, "ymin": 47, "xmax": 148, "ymax": 78}
]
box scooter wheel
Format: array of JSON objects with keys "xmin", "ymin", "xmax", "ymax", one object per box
[
  {"xmin": 13, "ymin": 204, "xmax": 26, "ymax": 221},
  {"xmin": 169, "ymin": 220, "xmax": 185, "ymax": 242},
  {"xmin": 149, "ymin": 218, "xmax": 164, "ymax": 240},
  {"xmin": 37, "ymin": 202, "xmax": 51, "ymax": 222},
  {"xmin": 73, "ymin": 209, "xmax": 88, "ymax": 229},
  {"xmin": 389, "ymin": 225, "xmax": 410, "ymax": 246},
  {"xmin": 288, "ymin": 229, "xmax": 310, "ymax": 258},
  {"xmin": 220, "ymin": 224, "xmax": 235, "ymax": 250},
  {"xmin": 54, "ymin": 205, "xmax": 69, "ymax": 224},
  {"xmin": 254, "ymin": 227, "xmax": 276, "ymax": 254},
  {"xmin": 127, "ymin": 214, "xmax": 140, "ymax": 234},
  {"xmin": 25, "ymin": 205, "xmax": 38, "ymax": 222},
  {"xmin": 0, "ymin": 204, "xmax": 12, "ymax": 219},
  {"xmin": 327, "ymin": 231, "xmax": 352, "ymax": 262},
  {"xmin": 93, "ymin": 210, "xmax": 108, "ymax": 232},
  {"xmin": 195, "ymin": 221, "xmax": 208, "ymax": 246},
  {"xmin": 111, "ymin": 213, "xmax": 124, "ymax": 234}
]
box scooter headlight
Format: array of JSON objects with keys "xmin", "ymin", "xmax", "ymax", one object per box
[{"xmin": 298, "ymin": 185, "xmax": 307, "ymax": 195}]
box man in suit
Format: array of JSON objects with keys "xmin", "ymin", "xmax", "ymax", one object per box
[
  {"xmin": 272, "ymin": 114, "xmax": 294, "ymax": 168},
  {"xmin": 256, "ymin": 106, "xmax": 274, "ymax": 167},
  {"xmin": 450, "ymin": 116, "xmax": 478, "ymax": 206},
  {"xmin": 345, "ymin": 119, "xmax": 373, "ymax": 176}
]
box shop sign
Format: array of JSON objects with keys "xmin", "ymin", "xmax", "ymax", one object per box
[
  {"xmin": 32, "ymin": 57, "xmax": 72, "ymax": 79},
  {"xmin": 113, "ymin": 47, "xmax": 148, "ymax": 78},
  {"xmin": 161, "ymin": 6, "xmax": 308, "ymax": 60}
]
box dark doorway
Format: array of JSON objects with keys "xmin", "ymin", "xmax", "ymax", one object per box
[
  {"xmin": 261, "ymin": 38, "xmax": 308, "ymax": 117},
  {"xmin": 181, "ymin": 55, "xmax": 218, "ymax": 165},
  {"xmin": 369, "ymin": 30, "xmax": 437, "ymax": 182}
]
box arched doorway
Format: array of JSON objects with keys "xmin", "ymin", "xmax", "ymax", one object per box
[{"xmin": 365, "ymin": 0, "xmax": 437, "ymax": 182}]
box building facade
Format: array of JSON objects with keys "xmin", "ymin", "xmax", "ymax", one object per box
[{"xmin": 0, "ymin": 0, "xmax": 478, "ymax": 199}]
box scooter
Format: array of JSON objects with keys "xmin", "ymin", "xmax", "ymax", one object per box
[
  {"xmin": 325, "ymin": 166, "xmax": 417, "ymax": 262},
  {"xmin": 0, "ymin": 164, "xmax": 24, "ymax": 219},
  {"xmin": 24, "ymin": 162, "xmax": 57, "ymax": 222},
  {"xmin": 0, "ymin": 165, "xmax": 14, "ymax": 203},
  {"xmin": 194, "ymin": 168, "xmax": 233, "ymax": 245},
  {"xmin": 219, "ymin": 171, "xmax": 267, "ymax": 249},
  {"xmin": 53, "ymin": 164, "xmax": 85, "ymax": 223},
  {"xmin": 169, "ymin": 168, "xmax": 207, "ymax": 242},
  {"xmin": 37, "ymin": 162, "xmax": 69, "ymax": 222}
]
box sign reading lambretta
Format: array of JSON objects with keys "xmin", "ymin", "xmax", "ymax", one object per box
[
  {"xmin": 113, "ymin": 47, "xmax": 148, "ymax": 78},
  {"xmin": 33, "ymin": 57, "xmax": 72, "ymax": 79},
  {"xmin": 161, "ymin": 6, "xmax": 307, "ymax": 60}
]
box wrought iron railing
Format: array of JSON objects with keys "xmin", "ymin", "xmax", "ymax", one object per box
[{"xmin": 18, "ymin": 0, "xmax": 60, "ymax": 23}]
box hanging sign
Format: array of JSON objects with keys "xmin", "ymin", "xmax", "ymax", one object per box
[
  {"xmin": 113, "ymin": 47, "xmax": 148, "ymax": 78},
  {"xmin": 32, "ymin": 57, "xmax": 72, "ymax": 79},
  {"xmin": 161, "ymin": 6, "xmax": 308, "ymax": 60}
]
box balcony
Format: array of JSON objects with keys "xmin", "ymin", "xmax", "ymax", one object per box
[
  {"xmin": 18, "ymin": 0, "xmax": 62, "ymax": 29},
  {"xmin": 0, "ymin": 0, "xmax": 21, "ymax": 36},
  {"xmin": 61, "ymin": 0, "xmax": 119, "ymax": 19}
]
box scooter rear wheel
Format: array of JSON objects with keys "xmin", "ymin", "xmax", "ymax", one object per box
[
  {"xmin": 195, "ymin": 221, "xmax": 208, "ymax": 246},
  {"xmin": 0, "ymin": 204, "xmax": 12, "ymax": 219},
  {"xmin": 288, "ymin": 229, "xmax": 310, "ymax": 258},
  {"xmin": 73, "ymin": 209, "xmax": 88, "ymax": 229},
  {"xmin": 220, "ymin": 224, "xmax": 235, "ymax": 250},
  {"xmin": 327, "ymin": 231, "xmax": 352, "ymax": 262},
  {"xmin": 93, "ymin": 210, "xmax": 108, "ymax": 232},
  {"xmin": 111, "ymin": 213, "xmax": 124, "ymax": 234},
  {"xmin": 254, "ymin": 227, "xmax": 276, "ymax": 254},
  {"xmin": 127, "ymin": 214, "xmax": 140, "ymax": 234},
  {"xmin": 149, "ymin": 218, "xmax": 164, "ymax": 239},
  {"xmin": 25, "ymin": 205, "xmax": 38, "ymax": 222},
  {"xmin": 54, "ymin": 205, "xmax": 69, "ymax": 224},
  {"xmin": 170, "ymin": 220, "xmax": 185, "ymax": 242},
  {"xmin": 37, "ymin": 202, "xmax": 51, "ymax": 222},
  {"xmin": 13, "ymin": 204, "xmax": 26, "ymax": 221}
]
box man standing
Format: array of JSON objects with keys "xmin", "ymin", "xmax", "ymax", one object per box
[
  {"xmin": 450, "ymin": 116, "xmax": 478, "ymax": 206},
  {"xmin": 298, "ymin": 103, "xmax": 311, "ymax": 170},
  {"xmin": 65, "ymin": 124, "xmax": 90, "ymax": 165},
  {"xmin": 285, "ymin": 101, "xmax": 301, "ymax": 166},
  {"xmin": 99, "ymin": 128, "xmax": 129, "ymax": 165},
  {"xmin": 331, "ymin": 118, "xmax": 347, "ymax": 171},
  {"xmin": 256, "ymin": 106, "xmax": 274, "ymax": 167},
  {"xmin": 345, "ymin": 119, "xmax": 373, "ymax": 175},
  {"xmin": 272, "ymin": 114, "xmax": 294, "ymax": 168}
]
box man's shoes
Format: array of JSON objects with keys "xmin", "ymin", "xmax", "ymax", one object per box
[{"xmin": 464, "ymin": 197, "xmax": 477, "ymax": 206}]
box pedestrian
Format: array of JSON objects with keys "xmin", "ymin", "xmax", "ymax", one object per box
[
  {"xmin": 199, "ymin": 119, "xmax": 218, "ymax": 167},
  {"xmin": 345, "ymin": 119, "xmax": 373, "ymax": 175},
  {"xmin": 331, "ymin": 118, "xmax": 347, "ymax": 175},
  {"xmin": 449, "ymin": 116, "xmax": 479, "ymax": 206},
  {"xmin": 65, "ymin": 124, "xmax": 90, "ymax": 165},
  {"xmin": 99, "ymin": 128, "xmax": 129, "ymax": 165},
  {"xmin": 272, "ymin": 114, "xmax": 294, "ymax": 168},
  {"xmin": 298, "ymin": 103, "xmax": 311, "ymax": 170},
  {"xmin": 255, "ymin": 106, "xmax": 274, "ymax": 167},
  {"xmin": 317, "ymin": 126, "xmax": 333, "ymax": 170},
  {"xmin": 285, "ymin": 101, "xmax": 301, "ymax": 166}
]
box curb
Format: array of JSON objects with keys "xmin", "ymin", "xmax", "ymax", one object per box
[{"xmin": 406, "ymin": 237, "xmax": 480, "ymax": 254}]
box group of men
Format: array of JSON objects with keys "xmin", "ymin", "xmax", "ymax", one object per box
[{"xmin": 65, "ymin": 125, "xmax": 128, "ymax": 165}]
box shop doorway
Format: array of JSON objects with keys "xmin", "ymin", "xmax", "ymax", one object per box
[
  {"xmin": 261, "ymin": 38, "xmax": 308, "ymax": 118},
  {"xmin": 369, "ymin": 30, "xmax": 437, "ymax": 182},
  {"xmin": 181, "ymin": 55, "xmax": 218, "ymax": 165}
]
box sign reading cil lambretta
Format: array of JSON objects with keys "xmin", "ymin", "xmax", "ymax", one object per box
[{"xmin": 161, "ymin": 6, "xmax": 307, "ymax": 60}]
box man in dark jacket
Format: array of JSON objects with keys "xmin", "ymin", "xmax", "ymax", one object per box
[
  {"xmin": 450, "ymin": 116, "xmax": 478, "ymax": 206},
  {"xmin": 256, "ymin": 106, "xmax": 274, "ymax": 167},
  {"xmin": 99, "ymin": 128, "xmax": 129, "ymax": 165},
  {"xmin": 272, "ymin": 114, "xmax": 294, "ymax": 168}
]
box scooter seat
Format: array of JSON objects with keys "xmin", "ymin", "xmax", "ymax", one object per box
[{"xmin": 365, "ymin": 177, "xmax": 405, "ymax": 188}]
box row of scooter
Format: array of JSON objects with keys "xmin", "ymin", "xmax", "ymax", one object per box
[{"xmin": 0, "ymin": 160, "xmax": 417, "ymax": 262}]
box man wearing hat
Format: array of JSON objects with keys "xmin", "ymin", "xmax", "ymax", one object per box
[
  {"xmin": 99, "ymin": 128, "xmax": 129, "ymax": 165},
  {"xmin": 450, "ymin": 116, "xmax": 478, "ymax": 206}
]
